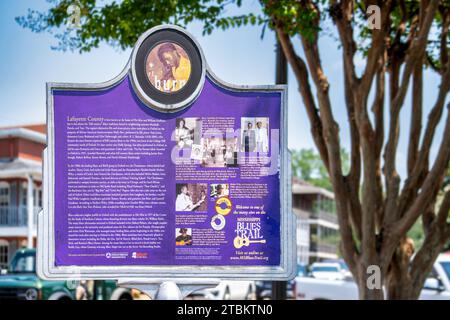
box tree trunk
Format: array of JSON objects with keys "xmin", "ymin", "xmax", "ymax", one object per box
[
  {"xmin": 356, "ymin": 262, "xmax": 385, "ymax": 300},
  {"xmin": 357, "ymin": 284, "xmax": 385, "ymax": 300},
  {"xmin": 385, "ymin": 238, "xmax": 415, "ymax": 299}
]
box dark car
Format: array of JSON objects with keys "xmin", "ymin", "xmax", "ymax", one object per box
[
  {"xmin": 255, "ymin": 264, "xmax": 307, "ymax": 300},
  {"xmin": 0, "ymin": 248, "xmax": 133, "ymax": 300}
]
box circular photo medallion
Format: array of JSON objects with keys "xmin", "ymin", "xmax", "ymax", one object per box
[
  {"xmin": 146, "ymin": 42, "xmax": 192, "ymax": 93},
  {"xmin": 131, "ymin": 26, "xmax": 205, "ymax": 112}
]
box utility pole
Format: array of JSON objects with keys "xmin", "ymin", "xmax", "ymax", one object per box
[
  {"xmin": 272, "ymin": 37, "xmax": 288, "ymax": 300},
  {"xmin": 275, "ymin": 38, "xmax": 287, "ymax": 86},
  {"xmin": 27, "ymin": 174, "xmax": 34, "ymax": 249}
]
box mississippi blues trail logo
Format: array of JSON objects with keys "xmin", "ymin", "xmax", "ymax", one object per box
[{"xmin": 234, "ymin": 219, "xmax": 266, "ymax": 249}]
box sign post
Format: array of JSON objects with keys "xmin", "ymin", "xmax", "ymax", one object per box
[
  {"xmin": 38, "ymin": 25, "xmax": 296, "ymax": 298},
  {"xmin": 272, "ymin": 38, "xmax": 288, "ymax": 301}
]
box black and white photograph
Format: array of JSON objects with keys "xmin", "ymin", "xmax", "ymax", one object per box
[
  {"xmin": 175, "ymin": 183, "xmax": 207, "ymax": 212},
  {"xmin": 200, "ymin": 137, "xmax": 238, "ymax": 168},
  {"xmin": 210, "ymin": 184, "xmax": 230, "ymax": 199},
  {"xmin": 241, "ymin": 117, "xmax": 269, "ymax": 153},
  {"xmin": 175, "ymin": 118, "xmax": 201, "ymax": 149},
  {"xmin": 175, "ymin": 228, "xmax": 193, "ymax": 246}
]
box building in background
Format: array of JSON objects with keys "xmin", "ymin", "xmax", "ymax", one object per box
[
  {"xmin": 293, "ymin": 178, "xmax": 339, "ymax": 265},
  {"xmin": 0, "ymin": 124, "xmax": 45, "ymax": 269}
]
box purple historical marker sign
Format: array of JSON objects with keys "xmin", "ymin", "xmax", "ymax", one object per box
[{"xmin": 38, "ymin": 25, "xmax": 295, "ymax": 280}]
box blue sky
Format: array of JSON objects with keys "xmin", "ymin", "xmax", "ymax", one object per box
[{"xmin": 0, "ymin": 0, "xmax": 447, "ymax": 179}]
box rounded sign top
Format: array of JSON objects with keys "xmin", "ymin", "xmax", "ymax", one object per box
[{"xmin": 131, "ymin": 25, "xmax": 206, "ymax": 112}]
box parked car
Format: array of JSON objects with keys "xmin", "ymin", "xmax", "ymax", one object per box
[
  {"xmin": 322, "ymin": 259, "xmax": 353, "ymax": 279},
  {"xmin": 310, "ymin": 262, "xmax": 345, "ymax": 280},
  {"xmin": 0, "ymin": 248, "xmax": 133, "ymax": 300},
  {"xmin": 297, "ymin": 264, "xmax": 307, "ymax": 277},
  {"xmin": 254, "ymin": 264, "xmax": 307, "ymax": 300},
  {"xmin": 296, "ymin": 253, "xmax": 450, "ymax": 300},
  {"xmin": 254, "ymin": 280, "xmax": 296, "ymax": 300},
  {"xmin": 193, "ymin": 281, "xmax": 256, "ymax": 300}
]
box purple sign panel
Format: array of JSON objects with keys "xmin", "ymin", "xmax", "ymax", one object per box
[
  {"xmin": 40, "ymin": 25, "xmax": 294, "ymax": 280},
  {"xmin": 54, "ymin": 76, "xmax": 280, "ymax": 267}
]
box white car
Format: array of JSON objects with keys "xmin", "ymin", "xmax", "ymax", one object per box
[
  {"xmin": 296, "ymin": 253, "xmax": 450, "ymax": 300},
  {"xmin": 193, "ymin": 281, "xmax": 256, "ymax": 300},
  {"xmin": 310, "ymin": 262, "xmax": 345, "ymax": 280}
]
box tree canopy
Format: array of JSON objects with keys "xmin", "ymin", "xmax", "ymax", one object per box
[{"xmin": 292, "ymin": 148, "xmax": 349, "ymax": 191}]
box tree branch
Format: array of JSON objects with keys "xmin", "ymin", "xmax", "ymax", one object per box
[
  {"xmin": 391, "ymin": 0, "xmax": 439, "ymax": 114},
  {"xmin": 407, "ymin": 64, "xmax": 423, "ymax": 174},
  {"xmin": 371, "ymin": 63, "xmax": 386, "ymax": 228},
  {"xmin": 391, "ymin": 104, "xmax": 450, "ymax": 240},
  {"xmin": 437, "ymin": 190, "xmax": 450, "ymax": 225},
  {"xmin": 275, "ymin": 28, "xmax": 330, "ymax": 171},
  {"xmin": 297, "ymin": 1, "xmax": 360, "ymax": 272},
  {"xmin": 359, "ymin": 0, "xmax": 393, "ymax": 98},
  {"xmin": 383, "ymin": 0, "xmax": 440, "ymax": 225},
  {"xmin": 331, "ymin": 0, "xmax": 358, "ymax": 86},
  {"xmin": 330, "ymin": 1, "xmax": 363, "ymax": 239},
  {"xmin": 399, "ymin": 63, "xmax": 450, "ymax": 215},
  {"xmin": 409, "ymin": 189, "xmax": 450, "ymax": 298},
  {"xmin": 439, "ymin": 7, "xmax": 449, "ymax": 70}
]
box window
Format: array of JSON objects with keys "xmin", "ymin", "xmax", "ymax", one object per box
[
  {"xmin": 441, "ymin": 262, "xmax": 450, "ymax": 282},
  {"xmin": 0, "ymin": 240, "xmax": 9, "ymax": 269},
  {"xmin": 0, "ymin": 182, "xmax": 10, "ymax": 207},
  {"xmin": 9, "ymin": 250, "xmax": 35, "ymax": 273},
  {"xmin": 19, "ymin": 182, "xmax": 42, "ymax": 209},
  {"xmin": 20, "ymin": 182, "xmax": 27, "ymax": 207},
  {"xmin": 34, "ymin": 186, "xmax": 42, "ymax": 209},
  {"xmin": 312, "ymin": 266, "xmax": 339, "ymax": 272}
]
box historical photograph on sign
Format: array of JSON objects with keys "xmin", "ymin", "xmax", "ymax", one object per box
[
  {"xmin": 200, "ymin": 137, "xmax": 238, "ymax": 168},
  {"xmin": 190, "ymin": 143, "xmax": 204, "ymax": 161},
  {"xmin": 175, "ymin": 117, "xmax": 201, "ymax": 149},
  {"xmin": 210, "ymin": 184, "xmax": 230, "ymax": 199},
  {"xmin": 240, "ymin": 117, "xmax": 269, "ymax": 153},
  {"xmin": 146, "ymin": 42, "xmax": 191, "ymax": 93},
  {"xmin": 175, "ymin": 183, "xmax": 207, "ymax": 212},
  {"xmin": 175, "ymin": 228, "xmax": 193, "ymax": 246}
]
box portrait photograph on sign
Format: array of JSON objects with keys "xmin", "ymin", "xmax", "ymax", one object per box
[
  {"xmin": 241, "ymin": 117, "xmax": 269, "ymax": 153},
  {"xmin": 210, "ymin": 184, "xmax": 230, "ymax": 199},
  {"xmin": 175, "ymin": 183, "xmax": 207, "ymax": 212},
  {"xmin": 175, "ymin": 117, "xmax": 201, "ymax": 149},
  {"xmin": 146, "ymin": 42, "xmax": 192, "ymax": 93},
  {"xmin": 131, "ymin": 27, "xmax": 205, "ymax": 111},
  {"xmin": 175, "ymin": 228, "xmax": 193, "ymax": 246}
]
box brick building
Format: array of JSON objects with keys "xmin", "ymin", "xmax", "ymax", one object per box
[
  {"xmin": 293, "ymin": 178, "xmax": 339, "ymax": 265},
  {"xmin": 0, "ymin": 124, "xmax": 45, "ymax": 268}
]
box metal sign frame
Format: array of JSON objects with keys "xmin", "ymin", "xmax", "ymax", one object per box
[{"xmin": 38, "ymin": 25, "xmax": 296, "ymax": 281}]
